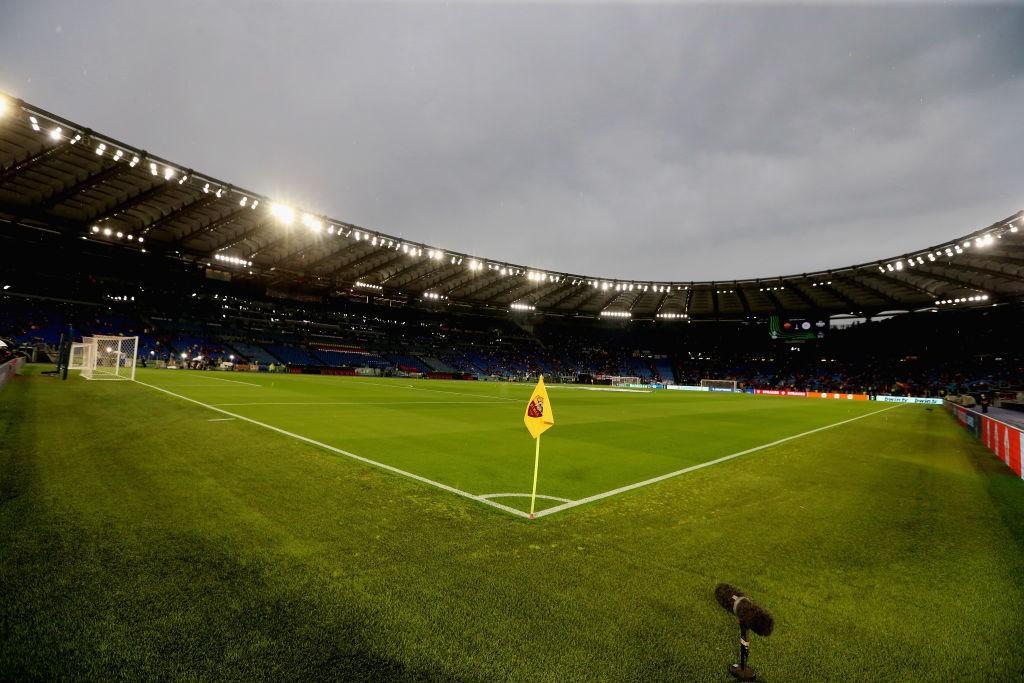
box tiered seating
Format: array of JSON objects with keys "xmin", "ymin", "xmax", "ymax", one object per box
[
  {"xmin": 229, "ymin": 342, "xmax": 280, "ymax": 366},
  {"xmin": 385, "ymin": 354, "xmax": 430, "ymax": 373},
  {"xmin": 654, "ymin": 360, "xmax": 675, "ymax": 383},
  {"xmin": 312, "ymin": 349, "xmax": 389, "ymax": 369},
  {"xmin": 264, "ymin": 344, "xmax": 323, "ymax": 366}
]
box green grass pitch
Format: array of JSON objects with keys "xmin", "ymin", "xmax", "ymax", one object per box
[{"xmin": 2, "ymin": 366, "xmax": 1023, "ymax": 679}]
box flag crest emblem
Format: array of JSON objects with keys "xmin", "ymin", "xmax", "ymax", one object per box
[
  {"xmin": 523, "ymin": 375, "xmax": 554, "ymax": 439},
  {"xmin": 527, "ymin": 397, "xmax": 544, "ymax": 418}
]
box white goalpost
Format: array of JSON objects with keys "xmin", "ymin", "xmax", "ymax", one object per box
[
  {"xmin": 78, "ymin": 335, "xmax": 138, "ymax": 381},
  {"xmin": 700, "ymin": 378, "xmax": 738, "ymax": 392}
]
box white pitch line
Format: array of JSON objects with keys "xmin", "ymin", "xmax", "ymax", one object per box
[
  {"xmin": 480, "ymin": 493, "xmax": 575, "ymax": 504},
  {"xmin": 131, "ymin": 379, "xmax": 530, "ymax": 519},
  {"xmin": 213, "ymin": 400, "xmax": 512, "ymax": 407},
  {"xmin": 156, "ymin": 373, "xmax": 262, "ymax": 387},
  {"xmin": 531, "ymin": 403, "xmax": 904, "ymax": 518},
  {"xmin": 207, "ymin": 417, "xmax": 236, "ymax": 422}
]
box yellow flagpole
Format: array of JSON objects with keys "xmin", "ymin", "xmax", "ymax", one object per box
[{"xmin": 529, "ymin": 434, "xmax": 541, "ymax": 519}]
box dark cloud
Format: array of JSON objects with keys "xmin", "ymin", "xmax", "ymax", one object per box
[{"xmin": 1, "ymin": 1, "xmax": 1022, "ymax": 280}]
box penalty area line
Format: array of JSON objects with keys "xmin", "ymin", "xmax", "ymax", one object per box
[
  {"xmin": 532, "ymin": 403, "xmax": 905, "ymax": 518},
  {"xmin": 131, "ymin": 379, "xmax": 530, "ymax": 519}
]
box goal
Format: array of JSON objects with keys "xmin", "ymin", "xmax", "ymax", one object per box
[
  {"xmin": 79, "ymin": 335, "xmax": 138, "ymax": 381},
  {"xmin": 596, "ymin": 375, "xmax": 643, "ymax": 387},
  {"xmin": 700, "ymin": 378, "xmax": 737, "ymax": 392}
]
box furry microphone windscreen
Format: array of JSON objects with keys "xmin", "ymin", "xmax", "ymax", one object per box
[{"xmin": 715, "ymin": 583, "xmax": 775, "ymax": 637}]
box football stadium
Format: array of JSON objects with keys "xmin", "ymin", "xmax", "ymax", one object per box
[{"xmin": 2, "ymin": 3, "xmax": 1024, "ymax": 681}]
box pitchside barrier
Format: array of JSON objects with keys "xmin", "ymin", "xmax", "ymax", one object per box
[
  {"xmin": 666, "ymin": 385, "xmax": 946, "ymax": 404},
  {"xmin": 946, "ymin": 402, "xmax": 1024, "ymax": 479},
  {"xmin": 0, "ymin": 356, "xmax": 26, "ymax": 393}
]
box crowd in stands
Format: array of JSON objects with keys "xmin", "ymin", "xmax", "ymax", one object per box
[{"xmin": 2, "ymin": 235, "xmax": 1022, "ymax": 396}]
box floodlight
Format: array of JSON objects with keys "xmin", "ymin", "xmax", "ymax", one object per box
[
  {"xmin": 91, "ymin": 226, "xmax": 100, "ymax": 233},
  {"xmin": 48, "ymin": 126, "xmax": 62, "ymax": 141},
  {"xmin": 301, "ymin": 213, "xmax": 322, "ymax": 231},
  {"xmin": 103, "ymin": 228, "xmax": 112, "ymax": 236},
  {"xmin": 0, "ymin": 97, "xmax": 8, "ymax": 118},
  {"xmin": 96, "ymin": 143, "xmax": 107, "ymax": 156},
  {"xmin": 164, "ymin": 167, "xmax": 175, "ymax": 180},
  {"xmin": 270, "ymin": 203, "xmax": 295, "ymax": 225}
]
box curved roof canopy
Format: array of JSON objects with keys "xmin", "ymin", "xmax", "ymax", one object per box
[{"xmin": 1, "ymin": 95, "xmax": 1022, "ymax": 320}]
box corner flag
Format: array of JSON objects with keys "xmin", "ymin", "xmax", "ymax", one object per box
[
  {"xmin": 524, "ymin": 375, "xmax": 555, "ymax": 439},
  {"xmin": 524, "ymin": 375, "xmax": 554, "ymax": 518}
]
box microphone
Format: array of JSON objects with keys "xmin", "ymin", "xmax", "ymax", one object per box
[{"xmin": 715, "ymin": 583, "xmax": 775, "ymax": 637}]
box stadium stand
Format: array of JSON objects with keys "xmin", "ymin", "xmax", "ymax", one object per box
[{"xmin": 0, "ymin": 96, "xmax": 1022, "ymax": 399}]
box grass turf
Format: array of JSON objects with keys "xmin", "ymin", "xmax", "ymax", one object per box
[
  {"xmin": 2, "ymin": 365, "xmax": 1023, "ymax": 679},
  {"xmin": 133, "ymin": 369, "xmax": 894, "ymax": 515}
]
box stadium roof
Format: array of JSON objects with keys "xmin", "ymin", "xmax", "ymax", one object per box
[{"xmin": 1, "ymin": 94, "xmax": 1022, "ymax": 321}]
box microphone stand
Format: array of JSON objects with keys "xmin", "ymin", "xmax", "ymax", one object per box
[{"xmin": 729, "ymin": 624, "xmax": 757, "ymax": 681}]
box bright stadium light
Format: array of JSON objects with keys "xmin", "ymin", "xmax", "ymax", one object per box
[
  {"xmin": 102, "ymin": 228, "xmax": 112, "ymax": 236},
  {"xmin": 0, "ymin": 96, "xmax": 8, "ymax": 118},
  {"xmin": 48, "ymin": 126, "xmax": 62, "ymax": 141},
  {"xmin": 301, "ymin": 213, "xmax": 322, "ymax": 231},
  {"xmin": 271, "ymin": 203, "xmax": 295, "ymax": 225}
]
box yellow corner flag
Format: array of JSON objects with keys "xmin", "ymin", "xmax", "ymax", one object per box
[
  {"xmin": 524, "ymin": 375, "xmax": 555, "ymax": 439},
  {"xmin": 524, "ymin": 375, "xmax": 554, "ymax": 518}
]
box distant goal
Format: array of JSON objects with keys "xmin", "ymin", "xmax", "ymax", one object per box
[
  {"xmin": 595, "ymin": 375, "xmax": 643, "ymax": 387},
  {"xmin": 76, "ymin": 335, "xmax": 138, "ymax": 381},
  {"xmin": 700, "ymin": 378, "xmax": 737, "ymax": 392}
]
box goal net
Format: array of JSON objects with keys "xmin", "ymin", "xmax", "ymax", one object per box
[
  {"xmin": 79, "ymin": 335, "xmax": 138, "ymax": 381},
  {"xmin": 700, "ymin": 378, "xmax": 737, "ymax": 392},
  {"xmin": 69, "ymin": 342, "xmax": 88, "ymax": 370}
]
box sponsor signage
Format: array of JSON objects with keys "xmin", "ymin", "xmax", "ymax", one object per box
[
  {"xmin": 946, "ymin": 402, "xmax": 1023, "ymax": 479},
  {"xmin": 667, "ymin": 385, "xmax": 709, "ymax": 392},
  {"xmin": 875, "ymin": 395, "xmax": 944, "ymax": 405}
]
